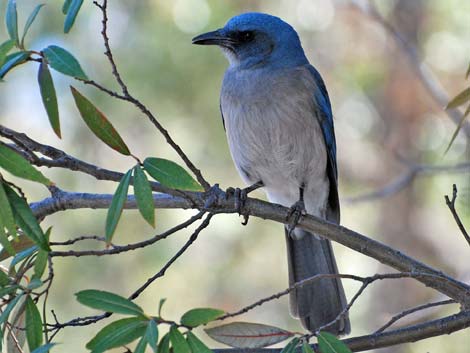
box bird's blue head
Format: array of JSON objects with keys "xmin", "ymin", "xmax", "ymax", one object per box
[{"xmin": 192, "ymin": 13, "xmax": 308, "ymax": 70}]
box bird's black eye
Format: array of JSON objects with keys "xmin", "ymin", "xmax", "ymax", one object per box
[{"xmin": 239, "ymin": 31, "xmax": 254, "ymax": 43}]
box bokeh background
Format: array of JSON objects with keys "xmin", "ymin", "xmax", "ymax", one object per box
[{"xmin": 1, "ymin": 0, "xmax": 469, "ymax": 352}]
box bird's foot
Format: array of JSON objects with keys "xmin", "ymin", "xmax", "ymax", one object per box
[
  {"xmin": 226, "ymin": 181, "xmax": 264, "ymax": 225},
  {"xmin": 286, "ymin": 199, "xmax": 307, "ymax": 237},
  {"xmin": 203, "ymin": 183, "xmax": 225, "ymax": 209}
]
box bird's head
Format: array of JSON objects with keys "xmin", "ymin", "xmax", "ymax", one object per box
[{"xmin": 192, "ymin": 13, "xmax": 308, "ymax": 69}]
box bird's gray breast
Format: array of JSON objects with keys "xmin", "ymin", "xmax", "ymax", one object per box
[{"xmin": 220, "ymin": 66, "xmax": 329, "ymax": 211}]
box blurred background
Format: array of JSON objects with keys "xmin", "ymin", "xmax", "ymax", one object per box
[{"xmin": 0, "ymin": 0, "xmax": 469, "ymax": 352}]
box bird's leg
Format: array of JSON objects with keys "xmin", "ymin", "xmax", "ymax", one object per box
[
  {"xmin": 287, "ymin": 184, "xmax": 307, "ymax": 236},
  {"xmin": 226, "ymin": 180, "xmax": 264, "ymax": 225}
]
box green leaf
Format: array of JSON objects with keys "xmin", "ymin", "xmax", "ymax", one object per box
[
  {"xmin": 143, "ymin": 158, "xmax": 203, "ymax": 191},
  {"xmin": 21, "ymin": 4, "xmax": 45, "ymax": 47},
  {"xmin": 105, "ymin": 170, "xmax": 132, "ymax": 242},
  {"xmin": 33, "ymin": 228, "xmax": 50, "ymax": 279},
  {"xmin": 62, "ymin": 0, "xmax": 72, "ymax": 14},
  {"xmin": 5, "ymin": 0, "xmax": 18, "ymax": 46},
  {"xmin": 25, "ymin": 296, "xmax": 43, "ymax": 351},
  {"xmin": 146, "ymin": 319, "xmax": 158, "ymax": 353},
  {"xmin": 445, "ymin": 104, "xmax": 470, "ymax": 154},
  {"xmin": 0, "ymin": 144, "xmax": 51, "ymax": 185},
  {"xmin": 0, "ymin": 270, "xmax": 9, "ymax": 286},
  {"xmin": 38, "ymin": 58, "xmax": 61, "ymax": 138},
  {"xmin": 0, "ymin": 293, "xmax": 23, "ymax": 325},
  {"xmin": 133, "ymin": 165, "xmax": 155, "ymax": 227},
  {"xmin": 186, "ymin": 332, "xmax": 213, "ymax": 353},
  {"xmin": 31, "ymin": 343, "xmax": 57, "ymax": 353},
  {"xmin": 43, "ymin": 45, "xmax": 87, "ymax": 80},
  {"xmin": 280, "ymin": 338, "xmax": 300, "ymax": 353},
  {"xmin": 0, "ymin": 182, "xmax": 16, "ymax": 238},
  {"xmin": 71, "ymin": 86, "xmax": 131, "ymax": 155},
  {"xmin": 0, "ymin": 218, "xmax": 15, "ymax": 255},
  {"xmin": 0, "ymin": 51, "xmax": 29, "ymax": 79},
  {"xmin": 75, "ymin": 289, "xmax": 144, "ymax": 316},
  {"xmin": 302, "ymin": 342, "xmax": 314, "ymax": 353},
  {"xmin": 466, "ymin": 61, "xmax": 470, "ymax": 80},
  {"xmin": 0, "ymin": 40, "xmax": 15, "ymax": 66},
  {"xmin": 134, "ymin": 336, "xmax": 148, "ymax": 353},
  {"xmin": 10, "ymin": 245, "xmax": 38, "ymax": 268},
  {"xmin": 317, "ymin": 332, "xmax": 351, "ymax": 353},
  {"xmin": 3, "ymin": 184, "xmax": 49, "ymax": 251},
  {"xmin": 158, "ymin": 298, "xmax": 166, "ymax": 316},
  {"xmin": 446, "ymin": 87, "xmax": 470, "ymax": 110},
  {"xmin": 64, "ymin": 0, "xmax": 83, "ymax": 33},
  {"xmin": 157, "ymin": 333, "xmax": 170, "ymax": 353},
  {"xmin": 169, "ymin": 326, "xmax": 190, "ymax": 353},
  {"xmin": 86, "ymin": 317, "xmax": 147, "ymax": 353},
  {"xmin": 180, "ymin": 308, "xmax": 224, "ymax": 328},
  {"xmin": 27, "ymin": 277, "xmax": 43, "ymax": 290}
]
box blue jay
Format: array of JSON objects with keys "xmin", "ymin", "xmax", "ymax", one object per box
[{"xmin": 193, "ymin": 13, "xmax": 350, "ymax": 335}]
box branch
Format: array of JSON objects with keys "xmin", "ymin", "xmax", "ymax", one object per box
[
  {"xmin": 445, "ymin": 184, "xmax": 470, "ymax": 247},
  {"xmin": 344, "ymin": 162, "xmax": 470, "ymax": 204}
]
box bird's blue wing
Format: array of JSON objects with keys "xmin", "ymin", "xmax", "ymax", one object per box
[{"xmin": 307, "ymin": 65, "xmax": 340, "ymax": 222}]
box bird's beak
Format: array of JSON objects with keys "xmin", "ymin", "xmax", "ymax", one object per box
[{"xmin": 192, "ymin": 29, "xmax": 234, "ymax": 46}]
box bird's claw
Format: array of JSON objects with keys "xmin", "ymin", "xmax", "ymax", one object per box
[
  {"xmin": 226, "ymin": 181, "xmax": 263, "ymax": 226},
  {"xmin": 286, "ymin": 200, "xmax": 307, "ymax": 236}
]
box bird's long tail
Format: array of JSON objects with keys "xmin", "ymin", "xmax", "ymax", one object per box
[{"xmin": 285, "ymin": 227, "xmax": 350, "ymax": 335}]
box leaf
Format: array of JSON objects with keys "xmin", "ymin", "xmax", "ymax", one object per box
[
  {"xmin": 75, "ymin": 289, "xmax": 144, "ymax": 316},
  {"xmin": 43, "ymin": 45, "xmax": 87, "ymax": 80},
  {"xmin": 62, "ymin": 0, "xmax": 72, "ymax": 14},
  {"xmin": 466, "ymin": 62, "xmax": 470, "ymax": 80},
  {"xmin": 302, "ymin": 342, "xmax": 314, "ymax": 353},
  {"xmin": 204, "ymin": 322, "xmax": 293, "ymax": 348},
  {"xmin": 64, "ymin": 0, "xmax": 84, "ymax": 33},
  {"xmin": 0, "ymin": 51, "xmax": 29, "ymax": 79},
  {"xmin": 0, "ymin": 270, "xmax": 9, "ymax": 286},
  {"xmin": 158, "ymin": 298, "xmax": 166, "ymax": 316},
  {"xmin": 0, "ymin": 234, "xmax": 35, "ymax": 262},
  {"xmin": 180, "ymin": 308, "xmax": 225, "ymax": 328},
  {"xmin": 30, "ymin": 343, "xmax": 57, "ymax": 353},
  {"xmin": 133, "ymin": 166, "xmax": 155, "ymax": 227},
  {"xmin": 25, "ymin": 296, "xmax": 43, "ymax": 351},
  {"xmin": 157, "ymin": 333, "xmax": 170, "ymax": 353},
  {"xmin": 446, "ymin": 87, "xmax": 470, "ymax": 110},
  {"xmin": 317, "ymin": 332, "xmax": 352, "ymax": 353},
  {"xmin": 186, "ymin": 332, "xmax": 213, "ymax": 353},
  {"xmin": 280, "ymin": 338, "xmax": 300, "ymax": 353},
  {"xmin": 0, "ymin": 293, "xmax": 23, "ymax": 325},
  {"xmin": 70, "ymin": 86, "xmax": 131, "ymax": 155},
  {"xmin": 444, "ymin": 104, "xmax": 470, "ymax": 154},
  {"xmin": 86, "ymin": 317, "xmax": 147, "ymax": 353},
  {"xmin": 3, "ymin": 184, "xmax": 49, "ymax": 251},
  {"xmin": 105, "ymin": 170, "xmax": 132, "ymax": 242},
  {"xmin": 0, "ymin": 144, "xmax": 51, "ymax": 185},
  {"xmin": 33, "ymin": 229, "xmax": 50, "ymax": 279},
  {"xmin": 6, "ymin": 296, "xmax": 26, "ymax": 353},
  {"xmin": 0, "ymin": 182, "xmax": 16, "ymax": 238},
  {"xmin": 0, "ymin": 40, "xmax": 15, "ymax": 66},
  {"xmin": 38, "ymin": 58, "xmax": 61, "ymax": 138},
  {"xmin": 146, "ymin": 319, "xmax": 158, "ymax": 353},
  {"xmin": 143, "ymin": 158, "xmax": 203, "ymax": 191},
  {"xmin": 5, "ymin": 0, "xmax": 18, "ymax": 45},
  {"xmin": 10, "ymin": 245, "xmax": 38, "ymax": 268},
  {"xmin": 21, "ymin": 4, "xmax": 45, "ymax": 47},
  {"xmin": 134, "ymin": 336, "xmax": 148, "ymax": 353},
  {"xmin": 169, "ymin": 326, "xmax": 190, "ymax": 353}
]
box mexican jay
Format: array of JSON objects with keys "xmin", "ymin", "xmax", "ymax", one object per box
[{"xmin": 193, "ymin": 13, "xmax": 350, "ymax": 335}]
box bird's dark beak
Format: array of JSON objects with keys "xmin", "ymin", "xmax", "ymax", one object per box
[{"xmin": 192, "ymin": 29, "xmax": 234, "ymax": 46}]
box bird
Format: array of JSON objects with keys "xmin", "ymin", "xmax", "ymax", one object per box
[{"xmin": 192, "ymin": 13, "xmax": 350, "ymax": 335}]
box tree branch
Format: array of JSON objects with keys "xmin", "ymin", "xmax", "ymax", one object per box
[{"xmin": 445, "ymin": 184, "xmax": 470, "ymax": 247}]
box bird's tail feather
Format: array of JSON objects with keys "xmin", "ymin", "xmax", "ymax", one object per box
[{"xmin": 285, "ymin": 227, "xmax": 350, "ymax": 335}]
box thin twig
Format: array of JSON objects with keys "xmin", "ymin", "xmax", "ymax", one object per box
[{"xmin": 445, "ymin": 184, "xmax": 470, "ymax": 247}]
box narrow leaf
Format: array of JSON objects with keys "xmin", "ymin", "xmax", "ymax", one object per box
[
  {"xmin": 0, "ymin": 234, "xmax": 35, "ymax": 262},
  {"xmin": 43, "ymin": 45, "xmax": 87, "ymax": 80},
  {"xmin": 302, "ymin": 342, "xmax": 314, "ymax": 353},
  {"xmin": 446, "ymin": 87, "xmax": 470, "ymax": 109},
  {"xmin": 204, "ymin": 322, "xmax": 293, "ymax": 348},
  {"xmin": 25, "ymin": 296, "xmax": 43, "ymax": 351},
  {"xmin": 134, "ymin": 336, "xmax": 148, "ymax": 353},
  {"xmin": 3, "ymin": 184, "xmax": 49, "ymax": 251},
  {"xmin": 62, "ymin": 0, "xmax": 72, "ymax": 14},
  {"xmin": 5, "ymin": 0, "xmax": 18, "ymax": 45},
  {"xmin": 186, "ymin": 332, "xmax": 213, "ymax": 353},
  {"xmin": 280, "ymin": 338, "xmax": 300, "ymax": 353},
  {"xmin": 86, "ymin": 317, "xmax": 147, "ymax": 353},
  {"xmin": 6, "ymin": 296, "xmax": 26, "ymax": 353},
  {"xmin": 445, "ymin": 104, "xmax": 470, "ymax": 154},
  {"xmin": 0, "ymin": 51, "xmax": 29, "ymax": 79},
  {"xmin": 317, "ymin": 332, "xmax": 352, "ymax": 353},
  {"xmin": 133, "ymin": 165, "xmax": 155, "ymax": 227},
  {"xmin": 0, "ymin": 215, "xmax": 15, "ymax": 255},
  {"xmin": 75, "ymin": 289, "xmax": 144, "ymax": 316},
  {"xmin": 71, "ymin": 86, "xmax": 131, "ymax": 155},
  {"xmin": 157, "ymin": 333, "xmax": 170, "ymax": 353},
  {"xmin": 105, "ymin": 170, "xmax": 132, "ymax": 242},
  {"xmin": 0, "ymin": 144, "xmax": 51, "ymax": 185},
  {"xmin": 0, "ymin": 40, "xmax": 15, "ymax": 66},
  {"xmin": 38, "ymin": 58, "xmax": 61, "ymax": 137},
  {"xmin": 0, "ymin": 293, "xmax": 23, "ymax": 325},
  {"xmin": 0, "ymin": 270, "xmax": 9, "ymax": 286},
  {"xmin": 31, "ymin": 343, "xmax": 56, "ymax": 353},
  {"xmin": 143, "ymin": 158, "xmax": 203, "ymax": 191},
  {"xmin": 10, "ymin": 245, "xmax": 38, "ymax": 268},
  {"xmin": 21, "ymin": 4, "xmax": 45, "ymax": 47},
  {"xmin": 169, "ymin": 326, "xmax": 190, "ymax": 353},
  {"xmin": 0, "ymin": 182, "xmax": 16, "ymax": 238},
  {"xmin": 146, "ymin": 319, "xmax": 158, "ymax": 353},
  {"xmin": 33, "ymin": 242, "xmax": 50, "ymax": 279},
  {"xmin": 180, "ymin": 308, "xmax": 224, "ymax": 328},
  {"xmin": 158, "ymin": 298, "xmax": 167, "ymax": 316},
  {"xmin": 64, "ymin": 0, "xmax": 83, "ymax": 33}
]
